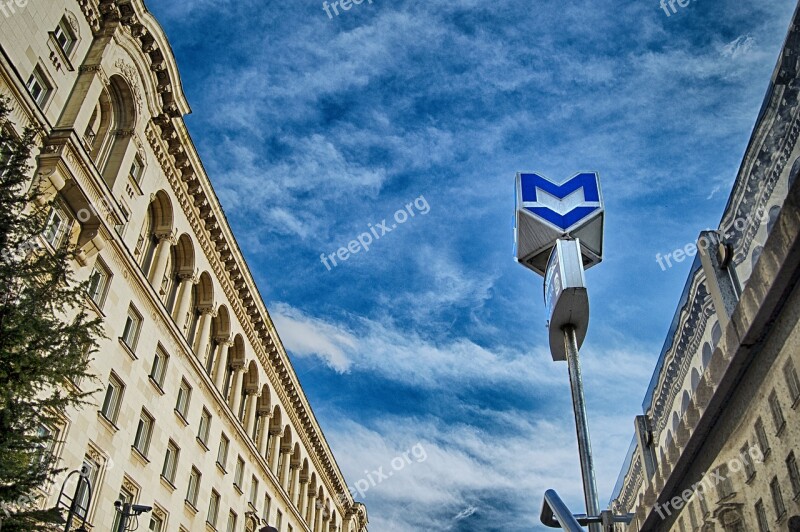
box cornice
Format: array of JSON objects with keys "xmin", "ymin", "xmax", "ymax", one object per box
[
  {"xmin": 647, "ymin": 270, "xmax": 712, "ymax": 439},
  {"xmin": 721, "ymin": 21, "xmax": 800, "ymax": 265}
]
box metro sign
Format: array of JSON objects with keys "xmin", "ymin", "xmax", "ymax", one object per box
[{"xmin": 514, "ymin": 172, "xmax": 604, "ymax": 276}]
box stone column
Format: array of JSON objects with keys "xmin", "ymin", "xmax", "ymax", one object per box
[
  {"xmin": 306, "ymin": 490, "xmax": 317, "ymax": 525},
  {"xmin": 245, "ymin": 391, "xmax": 259, "ymax": 437},
  {"xmin": 147, "ymin": 233, "xmax": 174, "ymax": 287},
  {"xmin": 257, "ymin": 412, "xmax": 271, "ymax": 456},
  {"xmin": 172, "ymin": 272, "xmax": 196, "ymax": 328},
  {"xmin": 267, "ymin": 428, "xmax": 280, "ymax": 472},
  {"xmin": 313, "ymin": 503, "xmax": 322, "ymax": 532},
  {"xmin": 228, "ymin": 363, "xmax": 245, "ymax": 412},
  {"xmin": 212, "ymin": 340, "xmax": 232, "ymax": 390},
  {"xmin": 280, "ymin": 448, "xmax": 292, "ymax": 488},
  {"xmin": 318, "ymin": 509, "xmax": 329, "ymax": 532},
  {"xmin": 193, "ymin": 307, "xmax": 215, "ymax": 360},
  {"xmin": 297, "ymin": 476, "xmax": 308, "ymax": 513},
  {"xmin": 288, "ymin": 463, "xmax": 300, "ymax": 502}
]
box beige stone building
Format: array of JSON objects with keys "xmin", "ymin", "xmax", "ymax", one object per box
[
  {"xmin": 608, "ymin": 3, "xmax": 800, "ymax": 532},
  {"xmin": 0, "ymin": 1, "xmax": 368, "ymax": 531}
]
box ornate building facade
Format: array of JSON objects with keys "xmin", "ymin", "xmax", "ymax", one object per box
[
  {"xmin": 609, "ymin": 3, "xmax": 800, "ymax": 531},
  {"xmin": 0, "ymin": 1, "xmax": 368, "ymax": 531}
]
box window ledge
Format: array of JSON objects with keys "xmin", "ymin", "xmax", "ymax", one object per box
[
  {"xmin": 148, "ymin": 376, "xmax": 165, "ymax": 395},
  {"xmin": 216, "ymin": 462, "xmax": 227, "ymax": 475},
  {"xmin": 174, "ymin": 409, "xmax": 189, "ymax": 427},
  {"xmin": 791, "ymin": 394, "xmax": 800, "ymax": 409},
  {"xmin": 97, "ymin": 411, "xmax": 119, "ymax": 433},
  {"xmin": 118, "ymin": 337, "xmax": 138, "ymax": 360},
  {"xmin": 126, "ymin": 173, "xmax": 144, "ymax": 197},
  {"xmin": 233, "ymin": 483, "xmax": 243, "ymax": 495},
  {"xmin": 84, "ymin": 294, "xmax": 106, "ymax": 318},
  {"xmin": 196, "ymin": 436, "xmax": 210, "ymax": 452},
  {"xmin": 131, "ymin": 445, "xmax": 150, "ymax": 465},
  {"xmin": 776, "ymin": 421, "xmax": 786, "ymax": 436},
  {"xmin": 205, "ymin": 522, "xmax": 217, "ymax": 532},
  {"xmin": 184, "ymin": 500, "xmax": 198, "ymax": 515},
  {"xmin": 47, "ymin": 33, "xmax": 75, "ymax": 71},
  {"xmin": 160, "ymin": 474, "xmax": 176, "ymax": 492}
]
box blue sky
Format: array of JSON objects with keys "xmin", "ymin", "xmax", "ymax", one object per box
[{"xmin": 145, "ymin": 0, "xmax": 796, "ymax": 529}]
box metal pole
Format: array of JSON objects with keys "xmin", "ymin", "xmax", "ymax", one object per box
[
  {"xmin": 116, "ymin": 503, "xmax": 130, "ymax": 532},
  {"xmin": 563, "ymin": 324, "xmax": 601, "ymax": 532}
]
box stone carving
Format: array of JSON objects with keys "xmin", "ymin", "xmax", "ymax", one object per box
[{"xmin": 114, "ymin": 59, "xmax": 143, "ymax": 112}]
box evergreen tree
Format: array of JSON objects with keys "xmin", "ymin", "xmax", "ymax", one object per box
[{"xmin": 0, "ymin": 97, "xmax": 103, "ymax": 530}]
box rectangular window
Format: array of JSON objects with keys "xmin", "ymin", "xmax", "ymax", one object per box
[
  {"xmin": 755, "ymin": 499, "xmax": 769, "ymax": 532},
  {"xmin": 688, "ymin": 501, "xmax": 698, "ymax": 530},
  {"xmin": 26, "ymin": 66, "xmax": 51, "ymax": 107},
  {"xmin": 275, "ymin": 510, "xmax": 282, "ymax": 531},
  {"xmin": 100, "ymin": 373, "xmax": 124, "ymax": 423},
  {"xmin": 43, "ymin": 207, "xmax": 67, "ymax": 248},
  {"xmin": 130, "ymin": 155, "xmax": 144, "ymax": 185},
  {"xmin": 226, "ymin": 510, "xmax": 237, "ymax": 532},
  {"xmin": 784, "ymin": 359, "xmax": 800, "ymax": 405},
  {"xmin": 87, "ymin": 261, "xmax": 110, "ymax": 307},
  {"xmin": 175, "ymin": 378, "xmax": 192, "ymax": 418},
  {"xmin": 198, "ymin": 408, "xmax": 211, "ymax": 444},
  {"xmin": 788, "ymin": 451, "xmax": 800, "ymax": 498},
  {"xmin": 53, "ymin": 18, "xmax": 76, "ymax": 55},
  {"xmin": 768, "ymin": 391, "xmax": 785, "ymax": 433},
  {"xmin": 133, "ymin": 409, "xmax": 154, "ymax": 457},
  {"xmin": 161, "ymin": 440, "xmax": 179, "ymax": 483},
  {"xmin": 698, "ymin": 487, "xmax": 709, "ymax": 516},
  {"xmin": 217, "ymin": 434, "xmax": 229, "ymax": 470},
  {"xmin": 121, "ymin": 305, "xmax": 142, "ymax": 351},
  {"xmin": 207, "ymin": 489, "xmax": 220, "ymax": 527},
  {"xmin": 75, "ymin": 456, "xmax": 100, "ymax": 518},
  {"xmin": 770, "ymin": 476, "xmax": 786, "ymax": 519},
  {"xmin": 149, "ymin": 347, "xmax": 168, "ymax": 387},
  {"xmin": 111, "ymin": 486, "xmax": 135, "ymax": 532},
  {"xmin": 249, "ymin": 476, "xmax": 259, "ymax": 507},
  {"xmin": 717, "ymin": 469, "xmax": 733, "ymax": 499},
  {"xmin": 263, "ymin": 494, "xmax": 271, "ymax": 522},
  {"xmin": 741, "ymin": 441, "xmax": 756, "ymax": 480},
  {"xmin": 35, "ymin": 424, "xmax": 56, "ymax": 463},
  {"xmin": 755, "ymin": 417, "xmax": 770, "ymax": 456},
  {"xmin": 148, "ymin": 514, "xmax": 163, "ymax": 532},
  {"xmin": 234, "ymin": 456, "xmax": 245, "ymax": 488},
  {"xmin": 186, "ymin": 467, "xmax": 201, "ymax": 507}
]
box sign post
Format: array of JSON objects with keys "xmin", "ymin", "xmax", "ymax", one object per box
[{"xmin": 515, "ymin": 172, "xmax": 604, "ymax": 531}]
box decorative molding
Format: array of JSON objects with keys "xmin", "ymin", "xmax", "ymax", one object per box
[{"xmin": 113, "ymin": 58, "xmax": 143, "ymax": 112}]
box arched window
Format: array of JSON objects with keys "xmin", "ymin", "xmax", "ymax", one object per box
[
  {"xmin": 188, "ymin": 272, "xmax": 214, "ymax": 356},
  {"xmin": 767, "ymin": 205, "xmax": 781, "ymax": 234},
  {"xmin": 751, "ymin": 245, "xmax": 763, "ymax": 271},
  {"xmin": 790, "ymin": 156, "xmax": 800, "ymax": 190},
  {"xmin": 691, "ymin": 368, "xmax": 701, "ymax": 392},
  {"xmin": 136, "ymin": 191, "xmax": 173, "ymax": 277},
  {"xmin": 166, "ymin": 234, "xmax": 195, "ymax": 313},
  {"xmin": 711, "ymin": 322, "xmax": 722, "ymax": 349},
  {"xmin": 83, "ymin": 75, "xmax": 137, "ymax": 189},
  {"xmin": 207, "ymin": 306, "xmax": 230, "ymax": 374},
  {"xmin": 702, "ymin": 343, "xmax": 712, "ymax": 368}
]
